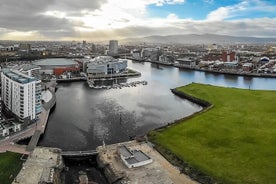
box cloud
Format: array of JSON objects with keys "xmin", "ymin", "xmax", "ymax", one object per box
[
  {"xmin": 47, "ymin": 0, "xmax": 106, "ymax": 12},
  {"xmin": 167, "ymin": 13, "xmax": 179, "ymax": 20},
  {"xmin": 207, "ymin": 1, "xmax": 248, "ymax": 21},
  {"xmin": 0, "ymin": 0, "xmax": 275, "ymax": 41},
  {"xmin": 67, "ymin": 17, "xmax": 276, "ymax": 41},
  {"xmin": 207, "ymin": 0, "xmax": 276, "ymax": 21},
  {"xmin": 145, "ymin": 0, "xmax": 185, "ymax": 6},
  {"xmin": 0, "ymin": 0, "xmax": 106, "ymax": 39},
  {"xmin": 204, "ymin": 0, "xmax": 214, "ymax": 4}
]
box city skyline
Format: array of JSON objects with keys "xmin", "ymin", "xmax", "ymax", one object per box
[{"xmin": 0, "ymin": 0, "xmax": 276, "ymax": 41}]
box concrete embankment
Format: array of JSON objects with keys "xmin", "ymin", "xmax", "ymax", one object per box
[
  {"xmin": 55, "ymin": 77, "xmax": 86, "ymax": 83},
  {"xmin": 174, "ymin": 65, "xmax": 276, "ymax": 78},
  {"xmin": 129, "ymin": 58, "xmax": 276, "ymax": 78},
  {"xmin": 171, "ymin": 88, "xmax": 211, "ymax": 108},
  {"xmin": 97, "ymin": 154, "xmax": 125, "ymax": 184},
  {"xmin": 153, "ymin": 87, "xmax": 212, "ymax": 132},
  {"xmin": 96, "ymin": 140, "xmax": 197, "ymax": 184}
]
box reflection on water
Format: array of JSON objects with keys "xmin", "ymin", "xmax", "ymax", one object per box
[{"xmin": 39, "ymin": 60, "xmax": 276, "ymax": 151}]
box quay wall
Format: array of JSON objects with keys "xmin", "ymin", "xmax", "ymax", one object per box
[
  {"xmin": 128, "ymin": 58, "xmax": 276, "ymax": 78},
  {"xmin": 149, "ymin": 87, "xmax": 216, "ymax": 183},
  {"xmin": 176, "ymin": 65, "xmax": 276, "ymax": 78},
  {"xmin": 153, "ymin": 87, "xmax": 213, "ymax": 132},
  {"xmin": 170, "ymin": 88, "xmax": 211, "ymax": 108}
]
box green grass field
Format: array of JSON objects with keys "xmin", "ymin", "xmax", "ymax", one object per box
[
  {"xmin": 149, "ymin": 83, "xmax": 276, "ymax": 184},
  {"xmin": 0, "ymin": 152, "xmax": 23, "ymax": 184}
]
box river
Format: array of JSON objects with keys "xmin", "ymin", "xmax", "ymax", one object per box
[{"xmin": 38, "ymin": 60, "xmax": 276, "ymax": 151}]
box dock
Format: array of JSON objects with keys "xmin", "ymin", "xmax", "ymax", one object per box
[{"xmin": 87, "ymin": 69, "xmax": 141, "ymax": 80}]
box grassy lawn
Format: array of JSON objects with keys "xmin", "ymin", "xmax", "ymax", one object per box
[
  {"xmin": 0, "ymin": 152, "xmax": 24, "ymax": 184},
  {"xmin": 149, "ymin": 83, "xmax": 276, "ymax": 184}
]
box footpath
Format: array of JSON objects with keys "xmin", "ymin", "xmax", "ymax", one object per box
[{"xmin": 0, "ymin": 81, "xmax": 56, "ymax": 154}]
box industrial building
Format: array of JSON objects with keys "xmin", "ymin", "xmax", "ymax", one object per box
[
  {"xmin": 175, "ymin": 58, "xmax": 196, "ymax": 68},
  {"xmin": 1, "ymin": 67, "xmax": 41, "ymax": 124},
  {"xmin": 33, "ymin": 58, "xmax": 80, "ymax": 76},
  {"xmin": 85, "ymin": 56, "xmax": 127, "ymax": 76}
]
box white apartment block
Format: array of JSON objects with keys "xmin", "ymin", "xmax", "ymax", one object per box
[{"xmin": 1, "ymin": 68, "xmax": 41, "ymax": 123}]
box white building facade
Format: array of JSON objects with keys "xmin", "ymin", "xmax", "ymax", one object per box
[
  {"xmin": 86, "ymin": 56, "xmax": 127, "ymax": 76},
  {"xmin": 1, "ymin": 68, "xmax": 41, "ymax": 123}
]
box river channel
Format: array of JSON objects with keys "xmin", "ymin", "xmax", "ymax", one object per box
[{"xmin": 38, "ymin": 60, "xmax": 276, "ymax": 151}]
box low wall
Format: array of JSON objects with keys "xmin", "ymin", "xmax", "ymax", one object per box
[
  {"xmin": 153, "ymin": 88, "xmax": 213, "ymax": 132},
  {"xmin": 96, "ymin": 153, "xmax": 125, "ymax": 184},
  {"xmin": 171, "ymin": 88, "xmax": 211, "ymax": 107},
  {"xmin": 148, "ymin": 87, "xmax": 218, "ymax": 184}
]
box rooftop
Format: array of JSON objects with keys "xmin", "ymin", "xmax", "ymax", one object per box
[
  {"xmin": 118, "ymin": 145, "xmax": 152, "ymax": 166},
  {"xmin": 33, "ymin": 58, "xmax": 77, "ymax": 66},
  {"xmin": 2, "ymin": 68, "xmax": 38, "ymax": 84},
  {"xmin": 17, "ymin": 64, "xmax": 40, "ymax": 72},
  {"xmin": 89, "ymin": 56, "xmax": 126, "ymax": 64}
]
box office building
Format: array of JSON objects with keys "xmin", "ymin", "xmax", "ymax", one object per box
[
  {"xmin": 109, "ymin": 40, "xmax": 119, "ymax": 56},
  {"xmin": 85, "ymin": 56, "xmax": 127, "ymax": 76}
]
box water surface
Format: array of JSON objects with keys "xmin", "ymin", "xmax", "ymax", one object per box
[{"xmin": 39, "ymin": 60, "xmax": 276, "ymax": 151}]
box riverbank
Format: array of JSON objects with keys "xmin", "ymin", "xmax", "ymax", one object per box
[
  {"xmin": 178, "ymin": 65, "xmax": 276, "ymax": 78},
  {"xmin": 129, "ymin": 58, "xmax": 276, "ymax": 78},
  {"xmin": 149, "ymin": 83, "xmax": 276, "ymax": 184}
]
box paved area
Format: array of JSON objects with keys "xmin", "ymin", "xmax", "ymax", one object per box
[
  {"xmin": 0, "ymin": 108, "xmax": 50, "ymax": 154},
  {"xmin": 0, "ymin": 88, "xmax": 53, "ymax": 154},
  {"xmin": 12, "ymin": 147, "xmax": 64, "ymax": 184},
  {"xmin": 26, "ymin": 130, "xmax": 42, "ymax": 152},
  {"xmin": 97, "ymin": 140, "xmax": 198, "ymax": 184}
]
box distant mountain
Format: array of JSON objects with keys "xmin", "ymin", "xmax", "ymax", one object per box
[{"xmin": 121, "ymin": 34, "xmax": 276, "ymax": 44}]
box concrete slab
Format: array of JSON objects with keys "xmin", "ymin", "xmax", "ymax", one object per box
[
  {"xmin": 97, "ymin": 140, "xmax": 198, "ymax": 184},
  {"xmin": 12, "ymin": 147, "xmax": 64, "ymax": 184}
]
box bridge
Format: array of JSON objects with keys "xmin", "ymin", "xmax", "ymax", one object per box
[
  {"xmin": 61, "ymin": 150, "xmax": 99, "ymax": 158},
  {"xmin": 25, "ymin": 130, "xmax": 42, "ymax": 152}
]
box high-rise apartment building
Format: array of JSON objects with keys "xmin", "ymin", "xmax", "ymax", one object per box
[
  {"xmin": 1, "ymin": 68, "xmax": 41, "ymax": 124},
  {"xmin": 109, "ymin": 40, "xmax": 118, "ymax": 56}
]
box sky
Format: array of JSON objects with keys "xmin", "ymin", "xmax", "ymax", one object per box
[{"xmin": 0, "ymin": 0, "xmax": 275, "ymax": 41}]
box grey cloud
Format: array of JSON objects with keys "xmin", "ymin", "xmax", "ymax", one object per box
[
  {"xmin": 75, "ymin": 18, "xmax": 276, "ymax": 41},
  {"xmin": 0, "ymin": 0, "xmax": 106, "ymax": 38},
  {"xmin": 48, "ymin": 0, "xmax": 107, "ymax": 12},
  {"xmin": 0, "ymin": 14, "xmax": 72, "ymax": 31},
  {"xmin": 0, "ymin": 0, "xmax": 275, "ymax": 41}
]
